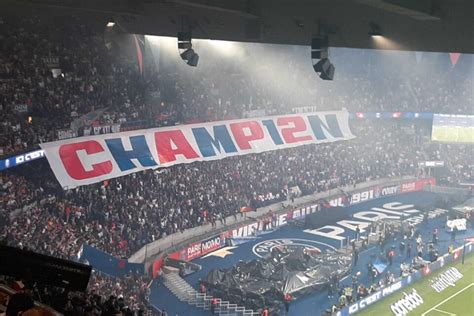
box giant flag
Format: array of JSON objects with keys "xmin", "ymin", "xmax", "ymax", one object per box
[{"xmin": 40, "ymin": 111, "xmax": 355, "ymax": 189}]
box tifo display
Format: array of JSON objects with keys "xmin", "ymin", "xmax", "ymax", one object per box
[{"xmin": 40, "ymin": 111, "xmax": 354, "ymax": 189}]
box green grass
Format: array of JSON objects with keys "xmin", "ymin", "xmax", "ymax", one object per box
[
  {"xmin": 425, "ymin": 284, "xmax": 473, "ymax": 316},
  {"xmin": 358, "ymin": 254, "xmax": 474, "ymax": 316},
  {"xmin": 431, "ymin": 126, "xmax": 474, "ymax": 143}
]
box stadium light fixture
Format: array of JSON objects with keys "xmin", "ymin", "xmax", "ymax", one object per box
[
  {"xmin": 313, "ymin": 58, "xmax": 335, "ymax": 81},
  {"xmin": 106, "ymin": 22, "xmax": 115, "ymax": 28},
  {"xmin": 369, "ymin": 22, "xmax": 382, "ymax": 37},
  {"xmin": 180, "ymin": 48, "xmax": 195, "ymax": 60},
  {"xmin": 186, "ymin": 53, "xmax": 199, "ymax": 67},
  {"xmin": 311, "ymin": 35, "xmax": 334, "ymax": 80},
  {"xmin": 177, "ymin": 31, "xmax": 199, "ymax": 67}
]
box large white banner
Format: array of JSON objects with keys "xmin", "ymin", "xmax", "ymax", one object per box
[{"xmin": 40, "ymin": 111, "xmax": 355, "ymax": 189}]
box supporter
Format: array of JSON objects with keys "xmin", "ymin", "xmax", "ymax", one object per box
[
  {"xmin": 198, "ymin": 281, "xmax": 206, "ymax": 294},
  {"xmin": 352, "ymin": 248, "xmax": 359, "ymax": 267},
  {"xmin": 283, "ymin": 292, "xmax": 292, "ymax": 314},
  {"xmin": 368, "ymin": 264, "xmax": 378, "ymax": 283},
  {"xmin": 432, "ymin": 228, "xmax": 439, "ymax": 244},
  {"xmin": 448, "ymin": 245, "xmax": 454, "ymax": 254},
  {"xmin": 400, "ymin": 262, "xmax": 411, "ymax": 277},
  {"xmin": 210, "ymin": 296, "xmax": 218, "ymax": 315},
  {"xmin": 451, "ymin": 225, "xmax": 458, "ymax": 241},
  {"xmin": 356, "ymin": 284, "xmax": 368, "ymax": 300},
  {"xmin": 416, "ymin": 243, "xmax": 424, "ymax": 257},
  {"xmin": 338, "ymin": 294, "xmax": 347, "ymax": 308},
  {"xmin": 387, "ymin": 248, "xmax": 395, "ymax": 266},
  {"xmin": 406, "ymin": 242, "xmax": 413, "ymax": 258},
  {"xmin": 384, "ymin": 272, "xmax": 395, "ymax": 285}
]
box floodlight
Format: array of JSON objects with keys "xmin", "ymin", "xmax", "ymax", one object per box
[{"xmin": 369, "ymin": 22, "xmax": 382, "ymax": 37}]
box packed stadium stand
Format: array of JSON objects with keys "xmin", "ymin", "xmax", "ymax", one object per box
[{"xmin": 0, "ymin": 8, "xmax": 473, "ymax": 316}]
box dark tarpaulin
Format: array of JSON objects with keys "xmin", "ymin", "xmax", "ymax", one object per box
[{"xmin": 204, "ymin": 247, "xmax": 352, "ymax": 313}]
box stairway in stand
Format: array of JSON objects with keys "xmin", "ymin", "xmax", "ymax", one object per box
[{"xmin": 162, "ymin": 271, "xmax": 258, "ymax": 316}]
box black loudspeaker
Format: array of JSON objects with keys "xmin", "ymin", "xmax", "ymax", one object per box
[
  {"xmin": 0, "ymin": 245, "xmax": 91, "ymax": 292},
  {"xmin": 313, "ymin": 58, "xmax": 335, "ymax": 81},
  {"xmin": 187, "ymin": 53, "xmax": 199, "ymax": 67},
  {"xmin": 180, "ymin": 48, "xmax": 195, "ymax": 61}
]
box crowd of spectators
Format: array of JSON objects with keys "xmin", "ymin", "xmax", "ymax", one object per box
[
  {"xmin": 1, "ymin": 118, "xmax": 471, "ymax": 258},
  {"xmin": 0, "ymin": 119, "xmax": 436, "ymax": 315},
  {"xmin": 2, "ymin": 121, "xmax": 424, "ymax": 258},
  {"xmin": 0, "ymin": 16, "xmax": 146, "ymax": 156},
  {"xmin": 423, "ymin": 142, "xmax": 474, "ymax": 185},
  {"xmin": 83, "ymin": 272, "xmax": 152, "ymax": 314},
  {"xmin": 1, "ymin": 16, "xmax": 473, "ymax": 156}
]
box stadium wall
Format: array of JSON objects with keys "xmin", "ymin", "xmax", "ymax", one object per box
[
  {"xmin": 76, "ymin": 244, "xmax": 144, "ymax": 277},
  {"xmin": 128, "ymin": 177, "xmax": 436, "ymax": 276}
]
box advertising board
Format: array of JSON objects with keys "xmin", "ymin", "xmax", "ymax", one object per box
[{"xmin": 0, "ymin": 149, "xmax": 45, "ymax": 171}]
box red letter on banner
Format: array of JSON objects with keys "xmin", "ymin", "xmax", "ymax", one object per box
[
  {"xmin": 59, "ymin": 141, "xmax": 113, "ymax": 180},
  {"xmin": 277, "ymin": 116, "xmax": 313, "ymax": 144},
  {"xmin": 155, "ymin": 130, "xmax": 199, "ymax": 164},
  {"xmin": 230, "ymin": 121, "xmax": 264, "ymax": 150}
]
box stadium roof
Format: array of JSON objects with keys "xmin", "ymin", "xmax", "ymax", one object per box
[{"xmin": 3, "ymin": 0, "xmax": 473, "ymax": 53}]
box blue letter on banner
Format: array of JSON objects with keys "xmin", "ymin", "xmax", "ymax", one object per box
[
  {"xmin": 262, "ymin": 120, "xmax": 284, "ymax": 145},
  {"xmin": 106, "ymin": 136, "xmax": 157, "ymax": 171},
  {"xmin": 192, "ymin": 125, "xmax": 238, "ymax": 157},
  {"xmin": 307, "ymin": 114, "xmax": 344, "ymax": 140}
]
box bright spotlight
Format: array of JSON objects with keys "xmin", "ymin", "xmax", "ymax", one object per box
[
  {"xmin": 194, "ymin": 39, "xmax": 243, "ymax": 57},
  {"xmin": 106, "ymin": 22, "xmax": 115, "ymax": 27},
  {"xmin": 369, "ymin": 22, "xmax": 382, "ymax": 37},
  {"xmin": 210, "ymin": 40, "xmax": 233, "ymax": 48},
  {"xmin": 371, "ymin": 36, "xmax": 403, "ymax": 50},
  {"xmin": 208, "ymin": 40, "xmax": 234, "ymax": 53}
]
